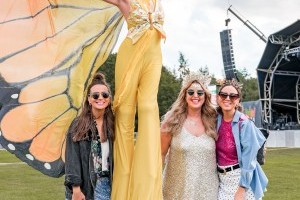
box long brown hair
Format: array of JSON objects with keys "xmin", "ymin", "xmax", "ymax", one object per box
[
  {"xmin": 161, "ymin": 80, "xmax": 217, "ymax": 139},
  {"xmin": 72, "ymin": 73, "xmax": 114, "ymax": 142}
]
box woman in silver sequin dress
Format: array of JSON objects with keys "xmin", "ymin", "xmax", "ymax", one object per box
[{"xmin": 161, "ymin": 73, "xmax": 219, "ymax": 200}]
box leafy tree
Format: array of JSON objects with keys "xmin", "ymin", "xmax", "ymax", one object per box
[
  {"xmin": 178, "ymin": 51, "xmax": 190, "ymax": 80},
  {"xmin": 158, "ymin": 66, "xmax": 181, "ymax": 118},
  {"xmin": 236, "ymin": 69, "xmax": 259, "ymax": 101},
  {"xmin": 240, "ymin": 67, "xmax": 251, "ymax": 78},
  {"xmin": 198, "ymin": 66, "xmax": 209, "ymax": 76},
  {"xmin": 242, "ymin": 77, "xmax": 259, "ymax": 101},
  {"xmin": 210, "ymin": 74, "xmax": 218, "ymax": 85},
  {"xmin": 98, "ymin": 53, "xmax": 117, "ymax": 94},
  {"xmin": 198, "ymin": 66, "xmax": 218, "ymax": 85}
]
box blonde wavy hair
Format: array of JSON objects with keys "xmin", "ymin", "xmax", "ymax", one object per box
[{"xmin": 161, "ymin": 80, "xmax": 217, "ymax": 139}]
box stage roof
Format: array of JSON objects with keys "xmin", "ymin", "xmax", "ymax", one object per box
[{"xmin": 257, "ymin": 20, "xmax": 300, "ymax": 122}]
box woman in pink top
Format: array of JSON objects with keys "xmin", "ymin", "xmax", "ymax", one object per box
[{"xmin": 216, "ymin": 79, "xmax": 268, "ymax": 200}]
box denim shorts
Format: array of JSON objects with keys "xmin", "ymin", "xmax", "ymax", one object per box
[{"xmin": 94, "ymin": 177, "xmax": 111, "ymax": 200}]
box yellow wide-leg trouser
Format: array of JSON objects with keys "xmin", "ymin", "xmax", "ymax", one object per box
[{"xmin": 111, "ymin": 29, "xmax": 163, "ymax": 200}]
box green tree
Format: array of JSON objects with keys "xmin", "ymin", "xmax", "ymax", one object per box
[
  {"xmin": 178, "ymin": 51, "xmax": 190, "ymax": 80},
  {"xmin": 240, "ymin": 67, "xmax": 251, "ymax": 78},
  {"xmin": 242, "ymin": 77, "xmax": 259, "ymax": 101},
  {"xmin": 98, "ymin": 53, "xmax": 117, "ymax": 94},
  {"xmin": 236, "ymin": 69, "xmax": 259, "ymax": 101},
  {"xmin": 198, "ymin": 65, "xmax": 218, "ymax": 85},
  {"xmin": 158, "ymin": 66, "xmax": 181, "ymax": 118},
  {"xmin": 210, "ymin": 74, "xmax": 218, "ymax": 85},
  {"xmin": 198, "ymin": 66, "xmax": 209, "ymax": 76}
]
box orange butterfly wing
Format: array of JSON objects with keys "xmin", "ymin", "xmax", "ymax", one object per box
[{"xmin": 0, "ymin": 0, "xmax": 124, "ymax": 177}]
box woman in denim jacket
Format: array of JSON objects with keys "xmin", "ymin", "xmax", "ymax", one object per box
[
  {"xmin": 65, "ymin": 73, "xmax": 114, "ymax": 200},
  {"xmin": 216, "ymin": 79, "xmax": 268, "ymax": 200}
]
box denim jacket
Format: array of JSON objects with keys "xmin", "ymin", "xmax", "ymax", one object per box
[
  {"xmin": 64, "ymin": 119, "xmax": 114, "ymax": 200},
  {"xmin": 217, "ymin": 110, "xmax": 268, "ymax": 199}
]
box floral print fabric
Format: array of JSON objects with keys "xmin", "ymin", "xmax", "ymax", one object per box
[{"xmin": 127, "ymin": 0, "xmax": 166, "ymax": 44}]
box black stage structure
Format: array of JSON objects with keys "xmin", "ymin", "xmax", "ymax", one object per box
[{"xmin": 257, "ymin": 20, "xmax": 300, "ymax": 130}]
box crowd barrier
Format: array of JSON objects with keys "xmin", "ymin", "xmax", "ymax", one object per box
[{"xmin": 266, "ymin": 130, "xmax": 300, "ymax": 147}]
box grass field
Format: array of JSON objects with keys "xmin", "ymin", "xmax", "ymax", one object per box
[
  {"xmin": 262, "ymin": 148, "xmax": 300, "ymax": 200},
  {"xmin": 0, "ymin": 150, "xmax": 65, "ymax": 200},
  {"xmin": 0, "ymin": 148, "xmax": 300, "ymax": 199}
]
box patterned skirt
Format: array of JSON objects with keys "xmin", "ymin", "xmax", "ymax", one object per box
[{"xmin": 217, "ymin": 165, "xmax": 258, "ymax": 200}]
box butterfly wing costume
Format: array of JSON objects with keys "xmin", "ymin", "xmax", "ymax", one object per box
[{"xmin": 0, "ymin": 0, "xmax": 123, "ymax": 177}]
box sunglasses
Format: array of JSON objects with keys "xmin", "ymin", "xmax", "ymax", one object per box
[
  {"xmin": 218, "ymin": 92, "xmax": 239, "ymax": 101},
  {"xmin": 89, "ymin": 92, "xmax": 110, "ymax": 100},
  {"xmin": 187, "ymin": 89, "xmax": 205, "ymax": 96}
]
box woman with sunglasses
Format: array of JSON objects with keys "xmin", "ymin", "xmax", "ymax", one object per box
[
  {"xmin": 65, "ymin": 73, "xmax": 114, "ymax": 200},
  {"xmin": 216, "ymin": 79, "xmax": 268, "ymax": 200},
  {"xmin": 161, "ymin": 73, "xmax": 219, "ymax": 199}
]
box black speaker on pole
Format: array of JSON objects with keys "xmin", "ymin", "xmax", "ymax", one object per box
[{"xmin": 220, "ymin": 29, "xmax": 239, "ymax": 81}]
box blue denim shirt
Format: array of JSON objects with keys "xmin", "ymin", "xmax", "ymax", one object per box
[{"xmin": 217, "ymin": 110, "xmax": 268, "ymax": 199}]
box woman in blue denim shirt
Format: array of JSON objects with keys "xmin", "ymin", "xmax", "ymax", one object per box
[
  {"xmin": 64, "ymin": 73, "xmax": 114, "ymax": 200},
  {"xmin": 216, "ymin": 79, "xmax": 268, "ymax": 200}
]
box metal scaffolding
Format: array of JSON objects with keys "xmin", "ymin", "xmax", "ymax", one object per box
[{"xmin": 257, "ymin": 20, "xmax": 300, "ymax": 128}]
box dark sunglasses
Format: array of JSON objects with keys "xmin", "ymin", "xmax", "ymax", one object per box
[
  {"xmin": 187, "ymin": 89, "xmax": 205, "ymax": 96},
  {"xmin": 89, "ymin": 92, "xmax": 110, "ymax": 100},
  {"xmin": 218, "ymin": 92, "xmax": 239, "ymax": 101}
]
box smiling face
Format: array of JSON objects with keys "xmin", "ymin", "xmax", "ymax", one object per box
[
  {"xmin": 88, "ymin": 84, "xmax": 111, "ymax": 112},
  {"xmin": 217, "ymin": 85, "xmax": 240, "ymax": 113},
  {"xmin": 185, "ymin": 82, "xmax": 205, "ymax": 111}
]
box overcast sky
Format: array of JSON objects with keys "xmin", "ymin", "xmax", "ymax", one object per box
[{"xmin": 114, "ymin": 0, "xmax": 300, "ymax": 78}]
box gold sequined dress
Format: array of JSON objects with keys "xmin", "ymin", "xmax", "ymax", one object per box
[{"xmin": 163, "ymin": 127, "xmax": 219, "ymax": 200}]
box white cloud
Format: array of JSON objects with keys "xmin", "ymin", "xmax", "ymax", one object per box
[{"xmin": 114, "ymin": 0, "xmax": 300, "ymax": 78}]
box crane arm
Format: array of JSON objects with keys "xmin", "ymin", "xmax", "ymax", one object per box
[{"xmin": 227, "ymin": 5, "xmax": 267, "ymax": 43}]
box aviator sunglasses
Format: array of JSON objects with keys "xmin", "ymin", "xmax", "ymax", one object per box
[
  {"xmin": 218, "ymin": 92, "xmax": 239, "ymax": 101},
  {"xmin": 187, "ymin": 89, "xmax": 204, "ymax": 96},
  {"xmin": 89, "ymin": 92, "xmax": 110, "ymax": 100}
]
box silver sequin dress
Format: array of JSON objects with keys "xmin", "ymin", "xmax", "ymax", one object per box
[{"xmin": 163, "ymin": 127, "xmax": 219, "ymax": 200}]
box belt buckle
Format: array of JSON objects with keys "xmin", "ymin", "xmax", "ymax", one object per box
[{"xmin": 220, "ymin": 167, "xmax": 227, "ymax": 175}]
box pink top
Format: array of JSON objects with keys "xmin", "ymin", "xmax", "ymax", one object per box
[{"xmin": 216, "ymin": 118, "xmax": 238, "ymax": 166}]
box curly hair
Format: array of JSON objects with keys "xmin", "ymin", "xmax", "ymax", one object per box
[
  {"xmin": 161, "ymin": 80, "xmax": 217, "ymax": 139},
  {"xmin": 72, "ymin": 73, "xmax": 114, "ymax": 142}
]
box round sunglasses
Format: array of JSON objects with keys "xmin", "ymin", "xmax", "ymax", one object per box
[
  {"xmin": 89, "ymin": 92, "xmax": 110, "ymax": 100},
  {"xmin": 218, "ymin": 92, "xmax": 239, "ymax": 101},
  {"xmin": 186, "ymin": 89, "xmax": 204, "ymax": 96}
]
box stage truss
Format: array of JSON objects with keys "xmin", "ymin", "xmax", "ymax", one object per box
[{"xmin": 257, "ymin": 20, "xmax": 300, "ymax": 127}]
